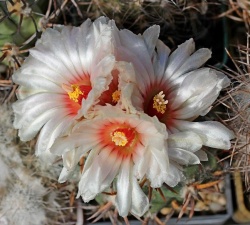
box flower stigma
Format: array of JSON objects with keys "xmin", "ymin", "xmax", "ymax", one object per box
[
  {"xmin": 111, "ymin": 131, "xmax": 128, "ymax": 146},
  {"xmin": 112, "ymin": 90, "xmax": 121, "ymax": 103},
  {"xmin": 153, "ymin": 91, "xmax": 168, "ymax": 114}
]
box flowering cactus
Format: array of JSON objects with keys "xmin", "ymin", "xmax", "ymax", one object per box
[{"xmin": 12, "ymin": 16, "xmax": 234, "ymax": 218}]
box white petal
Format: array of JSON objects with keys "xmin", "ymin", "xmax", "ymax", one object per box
[
  {"xmin": 58, "ymin": 167, "xmax": 74, "ymax": 183},
  {"xmin": 116, "ymin": 61, "xmax": 138, "ymax": 114},
  {"xmin": 61, "ymin": 26, "xmax": 86, "ymax": 77},
  {"xmin": 216, "ymin": 70, "xmax": 231, "ymax": 88},
  {"xmin": 77, "ymin": 148, "xmax": 101, "ymax": 201},
  {"xmin": 63, "ymin": 149, "xmax": 80, "ymax": 170},
  {"xmin": 117, "ymin": 29, "xmax": 153, "ymax": 90},
  {"xmin": 168, "ymin": 147, "xmax": 201, "ymax": 165},
  {"xmin": 100, "ymin": 153, "xmax": 122, "ymax": 191},
  {"xmin": 142, "ymin": 25, "xmax": 160, "ymax": 57},
  {"xmin": 18, "ymin": 108, "xmax": 60, "ymax": 141},
  {"xmin": 12, "ymin": 93, "xmax": 67, "ymax": 141},
  {"xmin": 142, "ymin": 146, "xmax": 169, "ymax": 188},
  {"xmin": 115, "ymin": 157, "xmax": 132, "ymax": 217},
  {"xmin": 12, "ymin": 93, "xmax": 63, "ymax": 118},
  {"xmin": 164, "ymin": 162, "xmax": 184, "ymax": 187},
  {"xmin": 152, "ymin": 40, "xmax": 171, "ymax": 81},
  {"xmin": 168, "ymin": 131, "xmax": 203, "ymax": 152},
  {"xmin": 170, "ymin": 68, "xmax": 216, "ymax": 109},
  {"xmin": 50, "ymin": 132, "xmax": 98, "ymax": 156},
  {"xmin": 149, "ymin": 146, "xmax": 170, "ymax": 187},
  {"xmin": 15, "ymin": 86, "xmax": 40, "ymax": 99},
  {"xmin": 171, "ymin": 48, "xmax": 211, "ymax": 80},
  {"xmin": 30, "ymin": 46, "xmax": 77, "ymax": 82},
  {"xmin": 165, "ymin": 38, "xmax": 195, "ymax": 80},
  {"xmin": 119, "ymin": 29, "xmax": 154, "ymax": 76},
  {"xmin": 77, "ymin": 148, "xmax": 121, "ymax": 202},
  {"xmin": 115, "ymin": 48, "xmax": 150, "ymax": 97},
  {"xmin": 13, "ymin": 74, "xmax": 63, "ymax": 93},
  {"xmin": 195, "ymin": 150, "xmax": 208, "ymax": 161},
  {"xmin": 81, "ymin": 55, "xmax": 115, "ymax": 117},
  {"xmin": 133, "ymin": 145, "xmax": 152, "ymax": 180},
  {"xmin": 170, "ymin": 68, "xmax": 229, "ymax": 119},
  {"xmin": 58, "ymin": 147, "xmax": 94, "ymax": 183},
  {"xmin": 130, "ymin": 176, "xmax": 149, "ymax": 217},
  {"xmin": 58, "ymin": 148, "xmax": 83, "ymax": 182},
  {"xmin": 13, "ymin": 55, "xmax": 67, "ymax": 87},
  {"xmin": 90, "ymin": 54, "xmax": 115, "ymax": 82},
  {"xmin": 175, "ymin": 120, "xmax": 235, "ymax": 149},
  {"xmin": 35, "ymin": 114, "xmax": 72, "ymax": 156}
]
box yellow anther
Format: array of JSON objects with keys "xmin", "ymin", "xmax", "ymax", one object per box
[
  {"xmin": 111, "ymin": 131, "xmax": 128, "ymax": 146},
  {"xmin": 68, "ymin": 84, "xmax": 83, "ymax": 103},
  {"xmin": 112, "ymin": 90, "xmax": 121, "ymax": 103},
  {"xmin": 153, "ymin": 91, "xmax": 168, "ymax": 114}
]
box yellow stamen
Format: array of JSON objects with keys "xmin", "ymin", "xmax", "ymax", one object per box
[
  {"xmin": 68, "ymin": 84, "xmax": 83, "ymax": 103},
  {"xmin": 111, "ymin": 131, "xmax": 128, "ymax": 146},
  {"xmin": 112, "ymin": 90, "xmax": 121, "ymax": 103},
  {"xmin": 153, "ymin": 91, "xmax": 168, "ymax": 114}
]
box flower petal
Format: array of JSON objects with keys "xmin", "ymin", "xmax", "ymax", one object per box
[
  {"xmin": 36, "ymin": 113, "xmax": 73, "ymax": 156},
  {"xmin": 31, "ymin": 31, "xmax": 80, "ymax": 81},
  {"xmin": 81, "ymin": 55, "xmax": 115, "ymax": 117},
  {"xmin": 171, "ymin": 48, "xmax": 211, "ymax": 80},
  {"xmin": 149, "ymin": 146, "xmax": 170, "ymax": 187},
  {"xmin": 168, "ymin": 131, "xmax": 203, "ymax": 152},
  {"xmin": 77, "ymin": 147, "xmax": 121, "ymax": 202},
  {"xmin": 142, "ymin": 25, "xmax": 160, "ymax": 58},
  {"xmin": 164, "ymin": 162, "xmax": 184, "ymax": 187},
  {"xmin": 135, "ymin": 145, "xmax": 169, "ymax": 188},
  {"xmin": 130, "ymin": 176, "xmax": 149, "ymax": 217},
  {"xmin": 50, "ymin": 132, "xmax": 98, "ymax": 156},
  {"xmin": 175, "ymin": 120, "xmax": 235, "ymax": 149},
  {"xmin": 168, "ymin": 147, "xmax": 201, "ymax": 165},
  {"xmin": 170, "ymin": 68, "xmax": 230, "ymax": 119},
  {"xmin": 194, "ymin": 150, "xmax": 208, "ymax": 161},
  {"xmin": 115, "ymin": 157, "xmax": 132, "ymax": 217},
  {"xmin": 116, "ymin": 61, "xmax": 138, "ymax": 114},
  {"xmin": 12, "ymin": 93, "xmax": 63, "ymax": 119},
  {"xmin": 119, "ymin": 28, "xmax": 154, "ymax": 77},
  {"xmin": 164, "ymin": 38, "xmax": 195, "ymax": 80},
  {"xmin": 152, "ymin": 40, "xmax": 171, "ymax": 82},
  {"xmin": 58, "ymin": 167, "xmax": 72, "ymax": 183},
  {"xmin": 13, "ymin": 74, "xmax": 63, "ymax": 93}
]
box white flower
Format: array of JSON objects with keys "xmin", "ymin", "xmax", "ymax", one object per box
[
  {"xmin": 12, "ymin": 17, "xmax": 116, "ymax": 158},
  {"xmin": 111, "ymin": 24, "xmax": 234, "ymax": 152},
  {"xmin": 50, "ymin": 105, "xmax": 170, "ymax": 217},
  {"xmin": 104, "ymin": 22, "xmax": 235, "ymax": 188}
]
